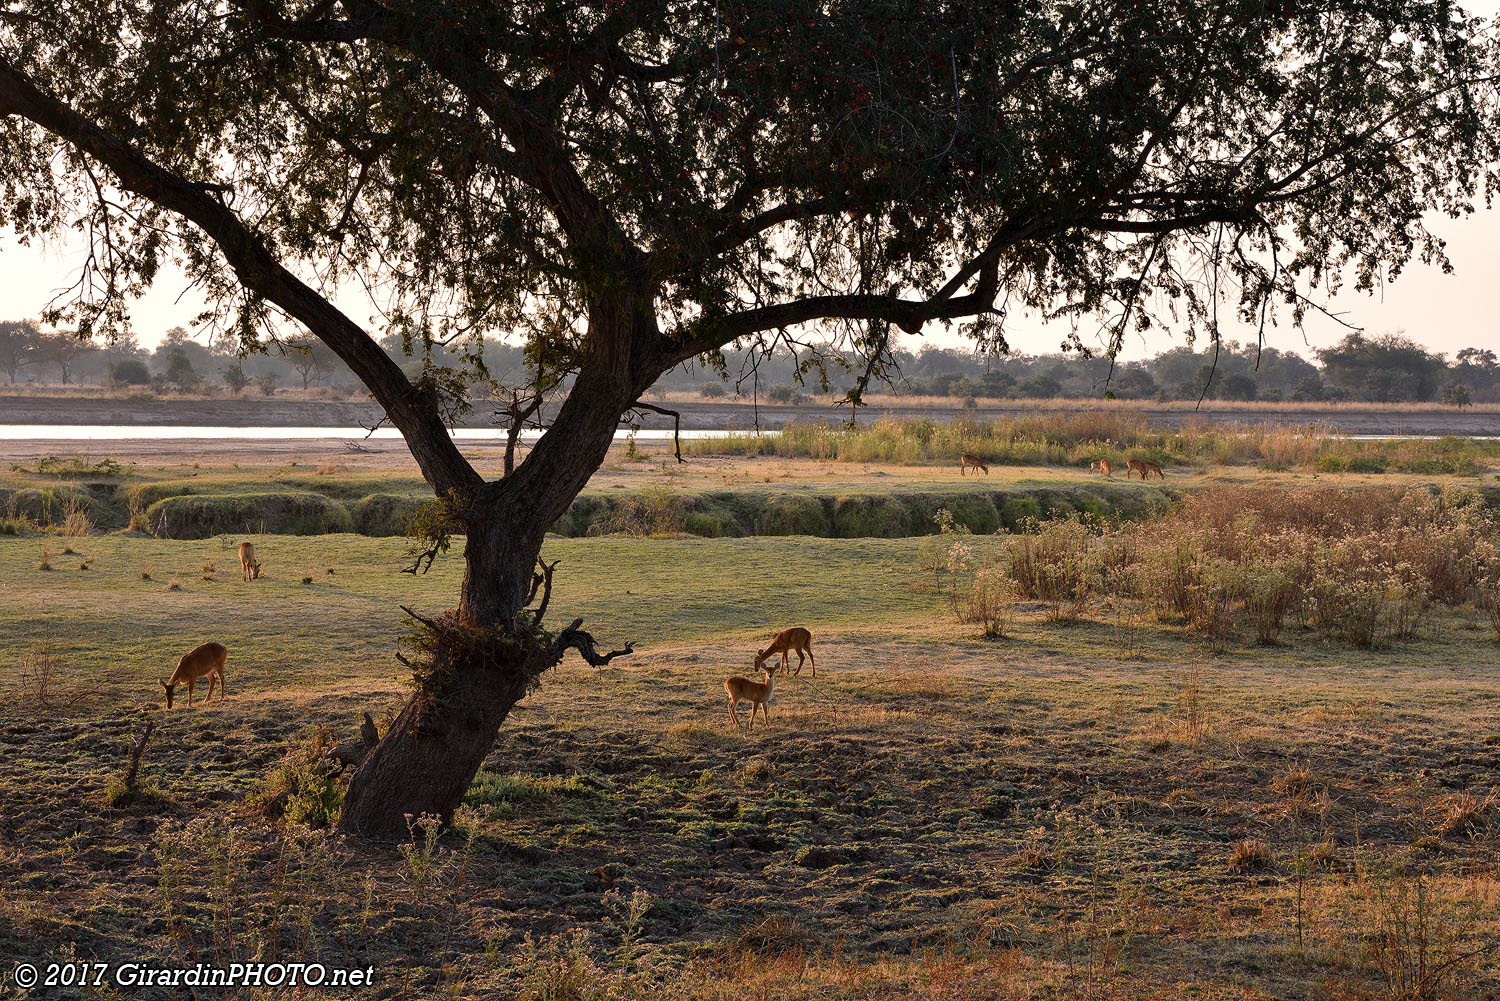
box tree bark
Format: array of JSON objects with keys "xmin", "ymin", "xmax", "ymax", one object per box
[
  {"xmin": 336, "ymin": 504, "xmax": 552, "ymax": 839},
  {"xmin": 337, "ymin": 299, "xmax": 656, "ymax": 840}
]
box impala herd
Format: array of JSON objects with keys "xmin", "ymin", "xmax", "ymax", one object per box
[{"xmin": 162, "ymin": 452, "xmax": 1161, "ymax": 727}]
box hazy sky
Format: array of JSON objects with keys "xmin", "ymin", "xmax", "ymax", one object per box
[{"xmin": 4, "ymin": 6, "xmax": 1498, "ymax": 364}]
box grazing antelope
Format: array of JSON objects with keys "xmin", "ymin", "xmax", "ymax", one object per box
[
  {"xmin": 160, "ymin": 641, "xmax": 228, "ymax": 709},
  {"xmin": 755, "ymin": 626, "xmax": 815, "ymax": 678},
  {"xmin": 1124, "ymin": 459, "xmax": 1164, "ymax": 480},
  {"xmin": 959, "ymin": 453, "xmax": 989, "ymax": 476},
  {"xmin": 725, "ymin": 662, "xmax": 778, "ymax": 732},
  {"xmin": 238, "ymin": 541, "xmax": 263, "ymax": 581},
  {"xmin": 1097, "ymin": 458, "xmax": 1113, "ymax": 477}
]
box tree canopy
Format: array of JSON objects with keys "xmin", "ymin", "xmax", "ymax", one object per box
[
  {"xmin": 3, "ymin": 0, "xmax": 1497, "ymax": 835},
  {"xmin": 2, "ymin": 1, "xmax": 1496, "ymax": 411}
]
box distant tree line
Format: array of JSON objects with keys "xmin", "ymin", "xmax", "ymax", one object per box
[
  {"xmin": 0, "ymin": 321, "xmax": 1490, "ymax": 407},
  {"xmin": 663, "ymin": 332, "xmax": 1493, "ymax": 405},
  {"xmin": 0, "ymin": 321, "xmax": 535, "ymax": 398}
]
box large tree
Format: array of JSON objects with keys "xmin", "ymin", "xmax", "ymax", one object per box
[
  {"xmin": 1, "ymin": 0, "xmax": 1495, "ymax": 836},
  {"xmin": 1317, "ymin": 331, "xmax": 1450, "ymax": 402},
  {"xmin": 0, "ymin": 318, "xmax": 40, "ymax": 383}
]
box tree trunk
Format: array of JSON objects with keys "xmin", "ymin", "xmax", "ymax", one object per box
[
  {"xmin": 336, "ymin": 297, "xmax": 655, "ymax": 840},
  {"xmin": 336, "ymin": 506, "xmax": 553, "ymax": 840}
]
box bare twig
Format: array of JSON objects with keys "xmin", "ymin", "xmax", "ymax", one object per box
[
  {"xmin": 400, "ymin": 541, "xmax": 443, "ymax": 575},
  {"xmin": 121, "ymin": 720, "xmax": 155, "ymax": 793},
  {"xmin": 626, "ymin": 401, "xmax": 684, "ymax": 462},
  {"xmin": 552, "ymin": 617, "xmax": 635, "ymax": 667}
]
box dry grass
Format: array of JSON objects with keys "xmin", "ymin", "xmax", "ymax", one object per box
[
  {"xmin": 1229, "ymin": 837, "xmax": 1272, "ymax": 873},
  {"xmin": 1432, "ymin": 791, "xmax": 1498, "ymax": 838},
  {"xmin": 17, "ymin": 634, "xmax": 59, "ymax": 705},
  {"xmin": 689, "ymin": 412, "xmax": 1499, "ymax": 474},
  {"xmin": 1, "ymin": 528, "xmax": 1498, "ymax": 998}
]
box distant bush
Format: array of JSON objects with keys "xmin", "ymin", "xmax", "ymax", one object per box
[
  {"xmin": 352, "ymin": 493, "xmax": 429, "ymax": 536},
  {"xmin": 145, "ymin": 492, "xmax": 353, "ymax": 538},
  {"xmin": 687, "ymin": 413, "xmax": 1496, "ymax": 475},
  {"xmin": 1116, "ymin": 484, "xmax": 1488, "ymax": 648},
  {"xmin": 765, "ymin": 384, "xmax": 804, "ymax": 405},
  {"xmin": 0, "ymin": 485, "xmax": 94, "ymax": 526},
  {"xmin": 698, "ymin": 382, "xmax": 727, "ymax": 398},
  {"xmin": 683, "ymin": 511, "xmax": 738, "ymax": 537},
  {"xmin": 109, "ymin": 359, "xmax": 150, "ymax": 386},
  {"xmin": 832, "ymin": 495, "xmax": 909, "ymax": 538},
  {"xmin": 752, "ymin": 494, "xmax": 828, "ymax": 536},
  {"xmin": 587, "ymin": 486, "xmax": 686, "ymax": 536}
]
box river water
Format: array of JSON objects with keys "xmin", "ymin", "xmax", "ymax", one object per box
[
  {"xmin": 0, "ymin": 425, "xmax": 1492, "ymax": 442},
  {"xmin": 0, "ymin": 425, "xmax": 735, "ymax": 441}
]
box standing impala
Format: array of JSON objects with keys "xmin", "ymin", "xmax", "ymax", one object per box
[
  {"xmin": 959, "ymin": 453, "xmax": 989, "ymax": 475},
  {"xmin": 238, "ymin": 541, "xmax": 263, "ymax": 580},
  {"xmin": 725, "ymin": 662, "xmax": 778, "ymax": 732},
  {"xmin": 160, "ymin": 641, "xmax": 228, "ymax": 709},
  {"xmin": 755, "ymin": 626, "xmax": 815, "ymax": 677}
]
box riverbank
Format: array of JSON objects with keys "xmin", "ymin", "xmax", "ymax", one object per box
[{"xmin": 2, "ymin": 392, "xmax": 1499, "ymax": 435}]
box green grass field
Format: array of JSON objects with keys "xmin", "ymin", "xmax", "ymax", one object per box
[{"xmin": 3, "ymin": 522, "xmax": 1498, "ymax": 999}]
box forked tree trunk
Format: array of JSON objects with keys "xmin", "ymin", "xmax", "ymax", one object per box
[
  {"xmin": 336, "ymin": 508, "xmax": 553, "ymax": 840},
  {"xmin": 336, "ymin": 302, "xmax": 651, "ymax": 839}
]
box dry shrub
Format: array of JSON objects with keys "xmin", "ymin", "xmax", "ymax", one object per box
[
  {"xmin": 61, "ymin": 494, "xmax": 92, "ymax": 541},
  {"xmin": 1479, "ymin": 588, "xmax": 1500, "ymax": 642},
  {"xmin": 127, "ymin": 496, "xmax": 151, "ymax": 533},
  {"xmin": 1186, "ymin": 559, "xmax": 1240, "ymax": 651},
  {"xmin": 19, "ymin": 634, "xmax": 60, "ymax": 705},
  {"xmin": 589, "ymin": 485, "xmax": 686, "ymax": 536},
  {"xmin": 1175, "ymin": 665, "xmax": 1212, "ymax": 746},
  {"xmin": 1229, "ymin": 837, "xmax": 1271, "ymax": 873},
  {"xmin": 1273, "ymin": 762, "xmax": 1313, "ymax": 798},
  {"xmin": 1357, "ymin": 873, "xmax": 1491, "ymax": 1001},
  {"xmin": 959, "ymin": 567, "xmax": 1014, "ymax": 639},
  {"xmin": 1005, "ymin": 517, "xmax": 1103, "ymax": 621},
  {"xmin": 1241, "ymin": 559, "xmax": 1300, "ymax": 643},
  {"xmin": 1128, "ymin": 485, "xmax": 1478, "ymax": 650},
  {"xmin": 1432, "ymin": 791, "xmax": 1497, "ymax": 838}
]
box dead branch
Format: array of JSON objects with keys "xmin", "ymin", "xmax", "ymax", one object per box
[
  {"xmin": 499, "ymin": 388, "xmax": 547, "ymax": 476},
  {"xmin": 121, "ymin": 720, "xmax": 154, "ymax": 793},
  {"xmin": 531, "ymin": 558, "xmax": 559, "ymax": 625},
  {"xmin": 400, "ymin": 604, "xmax": 443, "ymax": 631},
  {"xmin": 328, "ymin": 711, "xmax": 380, "ymax": 770},
  {"xmin": 625, "ymin": 401, "xmax": 685, "ymax": 462},
  {"xmin": 552, "ymin": 618, "xmax": 635, "ymax": 667},
  {"xmin": 400, "ymin": 541, "xmax": 443, "ymax": 575}
]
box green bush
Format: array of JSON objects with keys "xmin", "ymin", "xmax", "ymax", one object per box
[
  {"xmin": 145, "ymin": 492, "xmax": 354, "ymax": 539},
  {"xmin": 902, "ymin": 493, "xmax": 1000, "ymax": 535},
  {"xmin": 998, "ymin": 494, "xmax": 1044, "ymax": 531},
  {"xmin": 753, "ymin": 494, "xmax": 829, "ymax": 536},
  {"xmin": 554, "ymin": 495, "xmax": 612, "ymax": 537},
  {"xmin": 0, "ymin": 486, "xmax": 94, "ymax": 526},
  {"xmin": 832, "ymin": 495, "xmax": 910, "ymax": 538},
  {"xmin": 683, "ymin": 511, "xmax": 738, "ymax": 537},
  {"xmin": 353, "ymin": 493, "xmax": 429, "ymax": 536}
]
